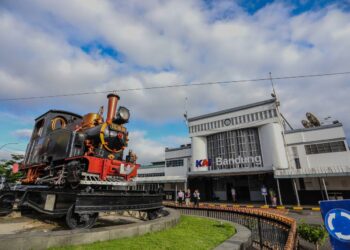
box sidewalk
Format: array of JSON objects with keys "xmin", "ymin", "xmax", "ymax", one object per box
[{"xmin": 170, "ymin": 200, "xmax": 321, "ymax": 212}]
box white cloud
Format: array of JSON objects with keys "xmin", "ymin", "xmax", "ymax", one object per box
[
  {"xmin": 1, "ymin": 1, "xmax": 350, "ymax": 151},
  {"xmin": 12, "ymin": 129, "xmax": 32, "ymax": 140},
  {"xmin": 127, "ymin": 130, "xmax": 165, "ymax": 164}
]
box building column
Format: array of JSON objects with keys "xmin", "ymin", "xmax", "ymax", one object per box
[
  {"xmin": 175, "ymin": 183, "xmax": 178, "ymax": 202},
  {"xmin": 318, "ymin": 178, "xmax": 325, "ymax": 200},
  {"xmin": 276, "ymin": 178, "xmax": 283, "ymax": 206},
  {"xmin": 293, "ymin": 179, "xmax": 301, "ymax": 206},
  {"xmin": 321, "ymin": 178, "xmax": 329, "ymax": 200}
]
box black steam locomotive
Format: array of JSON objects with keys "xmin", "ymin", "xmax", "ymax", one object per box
[
  {"xmin": 20, "ymin": 94, "xmax": 139, "ymax": 188},
  {"xmin": 0, "ymin": 94, "xmax": 163, "ymax": 229}
]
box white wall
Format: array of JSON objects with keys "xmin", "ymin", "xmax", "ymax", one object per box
[
  {"xmin": 259, "ymin": 123, "xmax": 289, "ymax": 170},
  {"xmin": 191, "ymin": 136, "xmax": 207, "ymax": 171},
  {"xmin": 189, "ymin": 101, "xmax": 278, "ymax": 137},
  {"xmin": 138, "ymin": 167, "xmax": 164, "ymax": 175},
  {"xmin": 164, "ymin": 157, "xmax": 190, "ymax": 177},
  {"xmin": 164, "ymin": 147, "xmax": 191, "ymax": 178},
  {"xmin": 285, "ymin": 125, "xmax": 350, "ymax": 172}
]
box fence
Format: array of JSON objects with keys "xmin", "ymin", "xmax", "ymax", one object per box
[{"xmin": 164, "ymin": 202, "xmax": 297, "ymax": 250}]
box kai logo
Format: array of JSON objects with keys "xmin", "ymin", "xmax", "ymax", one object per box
[{"xmin": 195, "ymin": 159, "xmax": 212, "ymax": 168}]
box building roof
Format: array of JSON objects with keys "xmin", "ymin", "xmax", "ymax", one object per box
[
  {"xmin": 188, "ymin": 98, "xmax": 276, "ymax": 122},
  {"xmin": 165, "ymin": 144, "xmax": 191, "ymax": 152},
  {"xmin": 284, "ymin": 123, "xmax": 343, "ymax": 134}
]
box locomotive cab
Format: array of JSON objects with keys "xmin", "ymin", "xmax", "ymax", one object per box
[{"xmin": 23, "ymin": 110, "xmax": 82, "ymax": 166}]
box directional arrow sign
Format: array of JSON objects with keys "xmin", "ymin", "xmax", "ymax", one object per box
[{"xmin": 325, "ymin": 208, "xmax": 350, "ymax": 242}]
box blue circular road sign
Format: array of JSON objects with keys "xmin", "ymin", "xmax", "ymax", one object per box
[{"xmin": 325, "ymin": 208, "xmax": 350, "ymax": 242}]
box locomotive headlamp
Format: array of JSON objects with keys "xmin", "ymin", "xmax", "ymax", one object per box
[{"xmin": 114, "ymin": 106, "xmax": 130, "ymax": 124}]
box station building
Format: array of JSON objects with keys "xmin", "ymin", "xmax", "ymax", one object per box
[{"xmin": 135, "ymin": 98, "xmax": 350, "ymax": 205}]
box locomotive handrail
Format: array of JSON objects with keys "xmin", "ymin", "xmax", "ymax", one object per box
[{"xmin": 163, "ymin": 202, "xmax": 297, "ymax": 250}]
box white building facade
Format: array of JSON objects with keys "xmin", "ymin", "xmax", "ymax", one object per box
[{"xmin": 136, "ymin": 98, "xmax": 350, "ymax": 205}]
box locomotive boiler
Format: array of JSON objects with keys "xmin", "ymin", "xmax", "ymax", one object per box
[{"xmin": 0, "ymin": 94, "xmax": 163, "ymax": 229}]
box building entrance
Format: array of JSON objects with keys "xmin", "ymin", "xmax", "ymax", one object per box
[{"xmin": 189, "ymin": 173, "xmax": 275, "ymax": 203}]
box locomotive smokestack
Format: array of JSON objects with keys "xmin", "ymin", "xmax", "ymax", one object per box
[{"xmin": 106, "ymin": 94, "xmax": 120, "ymax": 124}]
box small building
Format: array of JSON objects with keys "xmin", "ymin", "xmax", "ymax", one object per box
[{"xmin": 135, "ymin": 145, "xmax": 190, "ymax": 200}]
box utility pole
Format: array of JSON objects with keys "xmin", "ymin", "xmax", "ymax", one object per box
[{"xmin": 0, "ymin": 143, "xmax": 19, "ymax": 150}]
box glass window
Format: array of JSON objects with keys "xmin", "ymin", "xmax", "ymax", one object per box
[
  {"xmin": 34, "ymin": 119, "xmax": 45, "ymax": 137},
  {"xmin": 207, "ymin": 128, "xmax": 261, "ymax": 171},
  {"xmin": 166, "ymin": 159, "xmax": 184, "ymax": 167},
  {"xmin": 138, "ymin": 172, "xmax": 165, "ymax": 177},
  {"xmin": 304, "ymin": 141, "xmax": 346, "ymax": 155},
  {"xmin": 273, "ymin": 109, "xmax": 278, "ymax": 117}
]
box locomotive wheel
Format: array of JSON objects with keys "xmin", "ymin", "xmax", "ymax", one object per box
[
  {"xmin": 65, "ymin": 205, "xmax": 98, "ymax": 229},
  {"xmin": 0, "ymin": 193, "xmax": 15, "ymax": 216}
]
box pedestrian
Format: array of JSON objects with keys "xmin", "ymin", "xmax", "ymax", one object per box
[
  {"xmin": 269, "ymin": 188, "xmax": 277, "ymax": 207},
  {"xmin": 193, "ymin": 189, "xmax": 200, "ymax": 208},
  {"xmin": 178, "ymin": 189, "xmax": 184, "ymax": 206},
  {"xmin": 185, "ymin": 189, "xmax": 191, "ymax": 206},
  {"xmin": 231, "ymin": 187, "xmax": 236, "ymax": 203}
]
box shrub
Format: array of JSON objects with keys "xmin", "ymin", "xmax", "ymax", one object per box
[{"xmin": 298, "ymin": 221, "xmax": 327, "ymax": 250}]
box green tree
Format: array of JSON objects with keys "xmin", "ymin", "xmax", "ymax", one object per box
[
  {"xmin": 298, "ymin": 221, "xmax": 327, "ymax": 250},
  {"xmin": 0, "ymin": 154, "xmax": 24, "ymax": 183}
]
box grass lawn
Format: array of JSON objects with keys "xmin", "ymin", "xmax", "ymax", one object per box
[{"xmin": 51, "ymin": 215, "xmax": 235, "ymax": 250}]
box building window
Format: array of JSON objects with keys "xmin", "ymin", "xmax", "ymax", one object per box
[
  {"xmin": 166, "ymin": 159, "xmax": 184, "ymax": 167},
  {"xmin": 207, "ymin": 128, "xmax": 261, "ymax": 171},
  {"xmin": 138, "ymin": 172, "xmax": 165, "ymax": 177},
  {"xmin": 273, "ymin": 109, "xmax": 278, "ymax": 117},
  {"xmin": 264, "ymin": 111, "xmax": 268, "ymax": 119},
  {"xmin": 247, "ymin": 114, "xmax": 251, "ymax": 122},
  {"xmin": 305, "ymin": 141, "xmax": 346, "ymax": 155},
  {"xmin": 268, "ymin": 110, "xmax": 273, "ymax": 118}
]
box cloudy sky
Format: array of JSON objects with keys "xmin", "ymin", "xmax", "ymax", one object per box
[{"xmin": 0, "ymin": 0, "xmax": 350, "ymax": 163}]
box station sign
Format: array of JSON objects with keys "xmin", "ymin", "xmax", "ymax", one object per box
[{"xmin": 194, "ymin": 155, "xmax": 264, "ymax": 172}]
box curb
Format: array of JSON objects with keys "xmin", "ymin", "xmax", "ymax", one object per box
[
  {"xmin": 214, "ymin": 222, "xmax": 252, "ymax": 250},
  {"xmin": 197, "ymin": 203, "xmax": 321, "ymax": 211},
  {"xmin": 0, "ymin": 208, "xmax": 180, "ymax": 250}
]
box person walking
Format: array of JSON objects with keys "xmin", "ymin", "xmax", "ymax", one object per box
[
  {"xmin": 178, "ymin": 190, "xmax": 184, "ymax": 206},
  {"xmin": 193, "ymin": 189, "xmax": 200, "ymax": 208},
  {"xmin": 231, "ymin": 187, "xmax": 236, "ymax": 203},
  {"xmin": 185, "ymin": 189, "xmax": 191, "ymax": 207}
]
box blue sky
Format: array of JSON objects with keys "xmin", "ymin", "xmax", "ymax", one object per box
[{"xmin": 1, "ymin": 0, "xmax": 350, "ymax": 163}]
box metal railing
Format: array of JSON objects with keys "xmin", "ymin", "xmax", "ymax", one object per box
[{"xmin": 164, "ymin": 203, "xmax": 297, "ymax": 250}]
